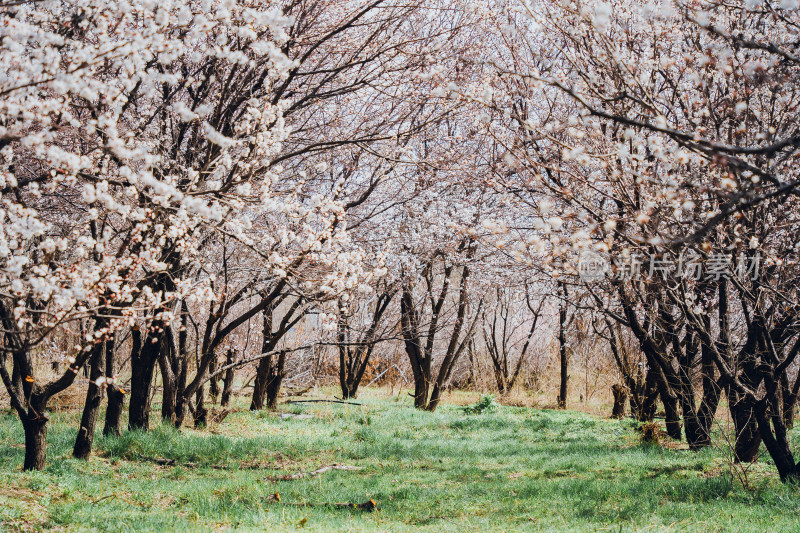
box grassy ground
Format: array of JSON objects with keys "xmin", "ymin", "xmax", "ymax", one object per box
[{"xmin": 1, "ymin": 390, "xmax": 800, "ymax": 532}]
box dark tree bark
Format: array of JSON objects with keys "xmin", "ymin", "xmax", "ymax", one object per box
[
  {"xmin": 602, "ymin": 318, "xmax": 650, "ymax": 420},
  {"xmin": 22, "ymin": 413, "xmax": 48, "ymax": 471},
  {"xmin": 209, "ymin": 354, "xmax": 220, "ymax": 404},
  {"xmin": 338, "ymin": 292, "xmax": 393, "ymax": 399},
  {"xmin": 423, "ymin": 272, "xmax": 480, "ymax": 413},
  {"xmin": 727, "ymin": 328, "xmax": 763, "ymax": 463},
  {"xmin": 611, "ymin": 383, "xmax": 627, "ymax": 418},
  {"xmin": 0, "ymin": 301, "xmax": 104, "ymax": 470},
  {"xmin": 220, "ymin": 348, "xmax": 236, "ymax": 407},
  {"xmin": 401, "ymin": 279, "xmax": 433, "ymax": 410},
  {"xmin": 784, "ymin": 371, "xmax": 800, "ymax": 429},
  {"xmin": 1, "ymin": 346, "xmax": 93, "ymax": 470},
  {"xmin": 158, "ymin": 326, "xmax": 179, "ymax": 423},
  {"xmin": 10, "ymin": 361, "xmax": 22, "ymax": 410},
  {"xmin": 557, "ymin": 283, "xmax": 569, "ymax": 410},
  {"xmin": 160, "ymin": 360, "xmax": 177, "ymax": 423},
  {"xmin": 104, "ymin": 334, "xmax": 127, "ymax": 437},
  {"xmin": 252, "ymin": 306, "xmax": 275, "ymax": 411},
  {"xmin": 485, "ymin": 288, "xmax": 543, "ymax": 396},
  {"xmin": 617, "ymin": 289, "xmax": 684, "ymax": 439},
  {"xmin": 728, "ymin": 388, "xmax": 762, "ymax": 462},
  {"xmin": 251, "ymin": 355, "xmax": 271, "ymax": 411},
  {"xmin": 695, "ymin": 282, "xmax": 728, "ymax": 447},
  {"xmin": 400, "ymin": 243, "xmax": 480, "ymax": 412},
  {"xmin": 675, "ymin": 333, "xmax": 705, "ymax": 448},
  {"xmin": 194, "ymin": 385, "xmax": 208, "ymax": 428},
  {"xmin": 251, "ymin": 298, "xmax": 303, "ymax": 410},
  {"xmin": 753, "ymin": 357, "xmax": 800, "ymax": 482},
  {"xmin": 778, "ymin": 335, "xmax": 800, "ymax": 430},
  {"xmin": 104, "ymin": 387, "xmax": 125, "ymax": 437},
  {"xmin": 128, "ymin": 326, "xmax": 163, "ymax": 431},
  {"xmin": 639, "ymin": 368, "xmax": 659, "ymax": 421},
  {"xmin": 266, "ymin": 350, "xmax": 286, "ymax": 410},
  {"xmin": 252, "ymin": 351, "xmax": 286, "ymax": 410},
  {"xmin": 171, "ymin": 307, "xmax": 190, "ymax": 428},
  {"xmin": 661, "ymin": 390, "xmax": 683, "ymax": 440},
  {"xmin": 73, "ymin": 339, "xmax": 106, "ymax": 459}
]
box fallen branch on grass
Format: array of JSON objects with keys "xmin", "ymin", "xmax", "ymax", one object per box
[
  {"xmin": 208, "ymin": 408, "xmax": 234, "ymax": 425},
  {"xmin": 269, "ymin": 463, "xmax": 362, "ymax": 481},
  {"xmin": 284, "ymin": 384, "xmax": 313, "ymax": 397},
  {"xmin": 332, "ymin": 499, "xmax": 378, "ymax": 512},
  {"xmin": 285, "ymin": 399, "xmax": 363, "ymax": 406},
  {"xmin": 270, "ymin": 497, "xmax": 378, "ymax": 512}
]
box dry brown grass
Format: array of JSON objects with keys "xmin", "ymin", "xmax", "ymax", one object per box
[{"xmin": 50, "ymin": 388, "xmax": 87, "ymax": 411}]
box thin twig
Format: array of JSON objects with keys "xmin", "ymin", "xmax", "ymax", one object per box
[{"xmin": 285, "ymin": 399, "xmax": 363, "ymax": 406}]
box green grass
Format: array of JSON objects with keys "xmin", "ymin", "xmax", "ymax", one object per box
[{"xmin": 1, "ymin": 392, "xmax": 800, "ymax": 532}]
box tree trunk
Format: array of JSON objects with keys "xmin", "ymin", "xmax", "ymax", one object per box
[
  {"xmin": 19, "ymin": 390, "xmax": 51, "ymax": 471},
  {"xmin": 338, "ymin": 346, "xmax": 368, "ymax": 400},
  {"xmin": 194, "ymin": 385, "xmax": 208, "ymax": 428},
  {"xmin": 414, "ymin": 381, "xmax": 429, "ymax": 409},
  {"xmin": 10, "ymin": 362, "xmax": 22, "ymax": 410},
  {"xmin": 251, "ymin": 354, "xmax": 271, "ymax": 411},
  {"xmin": 661, "ymin": 389, "xmax": 682, "ymax": 440},
  {"xmin": 158, "ymin": 332, "xmax": 178, "ymax": 423},
  {"xmin": 103, "ymin": 335, "xmax": 123, "ymax": 436},
  {"xmin": 73, "ymin": 341, "xmax": 106, "ymax": 459},
  {"xmin": 611, "ymin": 384, "xmax": 627, "ymax": 418},
  {"xmin": 251, "ymin": 309, "xmax": 275, "ymax": 411},
  {"xmin": 694, "ymin": 388, "xmax": 721, "ymax": 448},
  {"xmin": 629, "ymin": 377, "xmax": 643, "ymax": 419},
  {"xmin": 784, "ymin": 391, "xmax": 798, "ymax": 430},
  {"xmin": 171, "ymin": 320, "xmax": 190, "ymax": 428},
  {"xmin": 128, "ymin": 327, "xmax": 161, "ymax": 431},
  {"xmin": 161, "ymin": 377, "xmax": 177, "ymax": 423},
  {"xmin": 341, "ymin": 382, "xmax": 357, "ymax": 400},
  {"xmin": 695, "ymin": 280, "xmax": 726, "ymax": 445},
  {"xmin": 22, "ymin": 415, "xmax": 48, "ymax": 471},
  {"xmin": 728, "ymin": 388, "xmax": 761, "ymax": 462},
  {"xmin": 647, "ymin": 359, "xmax": 681, "ymax": 439},
  {"xmin": 340, "ymin": 365, "xmax": 360, "ymax": 399},
  {"xmin": 557, "ymin": 294, "xmax": 568, "ymax": 409},
  {"xmin": 266, "ymin": 350, "xmax": 286, "ymax": 410},
  {"xmin": 676, "ymin": 345, "xmax": 706, "ymax": 449},
  {"xmin": 639, "ymin": 370, "xmax": 659, "ymax": 422},
  {"xmin": 753, "ymin": 377, "xmax": 800, "ymax": 483},
  {"xmin": 171, "ymin": 358, "xmax": 188, "ymax": 428},
  {"xmin": 782, "ymin": 371, "xmax": 799, "ymax": 429},
  {"xmin": 427, "ymin": 383, "xmax": 443, "ymax": 412},
  {"xmin": 220, "ymin": 349, "xmax": 236, "ymax": 407},
  {"xmin": 728, "ymin": 333, "xmax": 762, "ymax": 462},
  {"xmin": 401, "ymin": 286, "xmax": 430, "ymax": 410},
  {"xmin": 104, "ymin": 387, "xmax": 125, "ymax": 436},
  {"xmin": 338, "ymin": 292, "xmax": 393, "ymax": 400},
  {"xmin": 209, "ymin": 353, "xmax": 220, "ymax": 404},
  {"xmin": 695, "ymin": 346, "xmax": 722, "ymax": 447}
]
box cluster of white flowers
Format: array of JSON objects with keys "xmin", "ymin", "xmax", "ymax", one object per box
[{"xmin": 0, "ymin": 0, "xmax": 373, "ymax": 354}]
